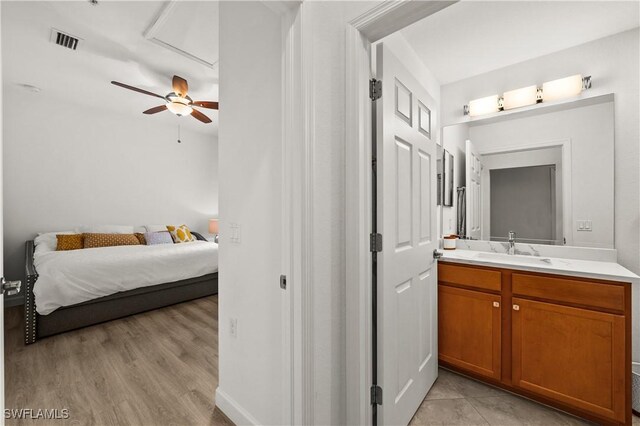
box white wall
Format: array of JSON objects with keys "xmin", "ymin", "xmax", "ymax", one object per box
[
  {"xmin": 471, "ymin": 101, "xmax": 614, "ymax": 248},
  {"xmin": 2, "ymin": 89, "xmax": 218, "ymax": 282},
  {"xmin": 442, "ymin": 28, "xmax": 639, "ymax": 274},
  {"xmin": 216, "ymin": 2, "xmax": 282, "ymax": 425}
]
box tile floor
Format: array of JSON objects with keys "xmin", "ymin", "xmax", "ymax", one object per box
[{"xmin": 409, "ymin": 368, "xmax": 639, "ymax": 425}]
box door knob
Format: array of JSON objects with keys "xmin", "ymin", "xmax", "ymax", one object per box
[
  {"xmin": 433, "ymin": 249, "xmax": 443, "ymax": 259},
  {"xmin": 493, "ymin": 301, "xmax": 500, "ymax": 308},
  {"xmin": 513, "ymin": 304, "xmax": 520, "ymax": 311},
  {"xmin": 1, "ymin": 277, "xmax": 21, "ymax": 296}
]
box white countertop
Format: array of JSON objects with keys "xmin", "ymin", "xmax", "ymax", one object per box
[{"xmin": 441, "ymin": 249, "xmax": 640, "ymax": 284}]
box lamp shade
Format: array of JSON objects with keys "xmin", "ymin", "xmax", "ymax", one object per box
[
  {"xmin": 209, "ymin": 219, "xmax": 219, "ymax": 234},
  {"xmin": 467, "ymin": 94, "xmax": 500, "ymax": 117},
  {"xmin": 502, "ymin": 85, "xmax": 538, "ymax": 110},
  {"xmin": 542, "ymin": 74, "xmax": 583, "ymax": 102}
]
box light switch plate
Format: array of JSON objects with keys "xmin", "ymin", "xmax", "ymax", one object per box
[{"xmin": 230, "ymin": 318, "xmax": 238, "ymax": 337}]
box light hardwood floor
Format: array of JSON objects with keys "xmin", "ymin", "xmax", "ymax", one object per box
[{"xmin": 4, "ymin": 295, "xmax": 233, "ymax": 426}]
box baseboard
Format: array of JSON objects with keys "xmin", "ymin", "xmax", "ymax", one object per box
[{"xmin": 215, "ymin": 387, "xmax": 262, "ymax": 425}]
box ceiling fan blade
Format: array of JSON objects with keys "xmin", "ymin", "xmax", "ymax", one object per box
[
  {"xmin": 111, "ymin": 81, "xmax": 166, "ymax": 100},
  {"xmin": 172, "ymin": 75, "xmax": 189, "ymax": 97},
  {"xmin": 191, "ymin": 108, "xmax": 212, "ymax": 124},
  {"xmin": 192, "ymin": 101, "xmax": 219, "ymax": 110},
  {"xmin": 143, "ymin": 105, "xmax": 168, "ymax": 115}
]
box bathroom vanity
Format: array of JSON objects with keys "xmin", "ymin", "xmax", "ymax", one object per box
[{"xmin": 438, "ymin": 251, "xmax": 637, "ymax": 425}]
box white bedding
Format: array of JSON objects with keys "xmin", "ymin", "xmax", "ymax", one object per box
[{"xmin": 33, "ymin": 241, "xmax": 218, "ymax": 315}]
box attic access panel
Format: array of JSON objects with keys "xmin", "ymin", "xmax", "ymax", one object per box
[{"xmin": 144, "ymin": 1, "xmax": 219, "ymax": 69}]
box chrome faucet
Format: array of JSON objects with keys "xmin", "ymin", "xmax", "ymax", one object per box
[{"xmin": 508, "ymin": 231, "xmax": 516, "ymax": 255}]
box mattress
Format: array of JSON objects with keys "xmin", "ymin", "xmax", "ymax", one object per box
[{"xmin": 33, "ymin": 241, "xmax": 218, "ymax": 315}]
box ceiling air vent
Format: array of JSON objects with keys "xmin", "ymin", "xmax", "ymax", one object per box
[{"xmin": 50, "ymin": 29, "xmax": 82, "ymax": 50}]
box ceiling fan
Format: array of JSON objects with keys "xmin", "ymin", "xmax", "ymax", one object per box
[{"xmin": 111, "ymin": 75, "xmax": 218, "ymax": 124}]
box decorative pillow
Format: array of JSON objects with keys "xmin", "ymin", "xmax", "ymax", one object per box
[
  {"xmin": 145, "ymin": 224, "xmax": 168, "ymax": 233},
  {"xmin": 134, "ymin": 233, "xmax": 147, "ymax": 245},
  {"xmin": 144, "ymin": 231, "xmax": 174, "ymax": 245},
  {"xmin": 56, "ymin": 234, "xmax": 84, "ymax": 251},
  {"xmin": 166, "ymin": 224, "xmax": 196, "ymax": 243},
  {"xmin": 83, "ymin": 233, "xmax": 141, "ymax": 249},
  {"xmin": 76, "ymin": 225, "xmax": 135, "ymax": 234},
  {"xmin": 35, "ymin": 231, "xmax": 74, "ymax": 254}
]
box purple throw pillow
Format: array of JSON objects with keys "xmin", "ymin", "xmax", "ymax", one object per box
[{"xmin": 144, "ymin": 231, "xmax": 174, "ymax": 245}]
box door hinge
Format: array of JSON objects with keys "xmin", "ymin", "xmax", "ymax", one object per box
[
  {"xmin": 371, "ymin": 385, "xmax": 383, "ymax": 405},
  {"xmin": 369, "ymin": 79, "xmax": 382, "ymax": 101},
  {"xmin": 370, "ymin": 233, "xmax": 383, "ymax": 252},
  {"xmin": 280, "ymin": 274, "xmax": 287, "ymax": 290}
]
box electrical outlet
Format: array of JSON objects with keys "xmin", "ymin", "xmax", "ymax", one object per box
[{"xmin": 230, "ymin": 318, "xmax": 238, "ymax": 337}]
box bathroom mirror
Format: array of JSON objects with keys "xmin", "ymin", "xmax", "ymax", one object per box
[
  {"xmin": 443, "ymin": 150, "xmax": 454, "ymax": 207},
  {"xmin": 441, "ymin": 97, "xmax": 614, "ymax": 248},
  {"xmin": 436, "ymin": 145, "xmax": 443, "ymax": 205}
]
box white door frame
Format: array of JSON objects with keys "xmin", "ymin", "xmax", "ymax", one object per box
[
  {"xmin": 268, "ymin": 1, "xmax": 313, "ymax": 424},
  {"xmin": 344, "ymin": 2, "xmax": 457, "ymax": 425}
]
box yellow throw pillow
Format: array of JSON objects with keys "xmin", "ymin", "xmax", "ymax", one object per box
[
  {"xmin": 56, "ymin": 234, "xmax": 84, "ymax": 251},
  {"xmin": 83, "ymin": 233, "xmax": 141, "ymax": 249},
  {"xmin": 166, "ymin": 225, "xmax": 196, "ymax": 243}
]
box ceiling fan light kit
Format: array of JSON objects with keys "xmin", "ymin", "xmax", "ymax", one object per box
[
  {"xmin": 166, "ymin": 94, "xmax": 193, "ymax": 116},
  {"xmin": 111, "ymin": 74, "xmax": 217, "ymax": 124}
]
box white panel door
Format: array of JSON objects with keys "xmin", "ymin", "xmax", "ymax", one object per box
[
  {"xmin": 465, "ymin": 139, "xmax": 482, "ymax": 240},
  {"xmin": 0, "ymin": 3, "xmax": 5, "ymax": 420},
  {"xmin": 376, "ymin": 43, "xmax": 438, "ymax": 426}
]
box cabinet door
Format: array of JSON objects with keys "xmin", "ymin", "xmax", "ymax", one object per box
[
  {"xmin": 439, "ymin": 285, "xmax": 501, "ymax": 380},
  {"xmin": 512, "ymin": 298, "xmax": 626, "ymax": 423}
]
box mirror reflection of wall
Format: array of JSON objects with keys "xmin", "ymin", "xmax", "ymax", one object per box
[
  {"xmin": 442, "ymin": 98, "xmax": 614, "ymax": 248},
  {"xmin": 443, "ymin": 150, "xmax": 454, "ymax": 207},
  {"xmin": 489, "ymin": 164, "xmax": 559, "ymax": 244},
  {"xmin": 483, "ymin": 147, "xmax": 563, "ymax": 245}
]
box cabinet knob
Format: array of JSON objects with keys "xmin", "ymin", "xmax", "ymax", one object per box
[
  {"xmin": 493, "ymin": 301, "xmax": 500, "ymax": 308},
  {"xmin": 513, "ymin": 304, "xmax": 520, "ymax": 311}
]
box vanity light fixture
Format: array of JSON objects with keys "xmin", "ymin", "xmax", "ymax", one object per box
[
  {"xmin": 466, "ymin": 94, "xmax": 501, "ymax": 117},
  {"xmin": 542, "ymin": 74, "xmax": 588, "ymax": 102},
  {"xmin": 502, "ymin": 85, "xmax": 539, "ymax": 110},
  {"xmin": 463, "ymin": 74, "xmax": 591, "ymax": 117}
]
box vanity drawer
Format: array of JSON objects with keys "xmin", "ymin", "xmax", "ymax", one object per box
[
  {"xmin": 512, "ymin": 273, "xmax": 625, "ymax": 313},
  {"xmin": 439, "ymin": 263, "xmax": 501, "ymax": 292}
]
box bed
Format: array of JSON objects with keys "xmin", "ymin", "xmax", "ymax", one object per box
[{"xmin": 24, "ymin": 231, "xmax": 218, "ymax": 344}]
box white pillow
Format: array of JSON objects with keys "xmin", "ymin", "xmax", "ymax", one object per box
[
  {"xmin": 77, "ymin": 225, "xmax": 134, "ymax": 234},
  {"xmin": 144, "ymin": 224, "xmax": 168, "ymax": 233},
  {"xmin": 34, "ymin": 231, "xmax": 74, "ymax": 255}
]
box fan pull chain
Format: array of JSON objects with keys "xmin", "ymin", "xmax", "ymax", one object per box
[{"xmin": 177, "ymin": 124, "xmax": 181, "ymax": 144}]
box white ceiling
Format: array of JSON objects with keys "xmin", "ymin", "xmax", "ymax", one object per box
[
  {"xmin": 2, "ymin": 1, "xmax": 219, "ymax": 135},
  {"xmin": 400, "ymin": 1, "xmax": 640, "ymax": 85}
]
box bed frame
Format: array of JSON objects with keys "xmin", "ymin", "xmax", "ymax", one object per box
[{"xmin": 24, "ymin": 232, "xmax": 218, "ymax": 345}]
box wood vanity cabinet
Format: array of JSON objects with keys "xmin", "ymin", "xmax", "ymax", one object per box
[
  {"xmin": 438, "ymin": 262, "xmax": 631, "ymax": 426},
  {"xmin": 438, "ymin": 264, "xmax": 502, "ymax": 381}
]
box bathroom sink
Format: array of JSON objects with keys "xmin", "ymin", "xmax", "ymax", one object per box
[{"xmin": 475, "ymin": 252, "xmax": 553, "ymax": 266}]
